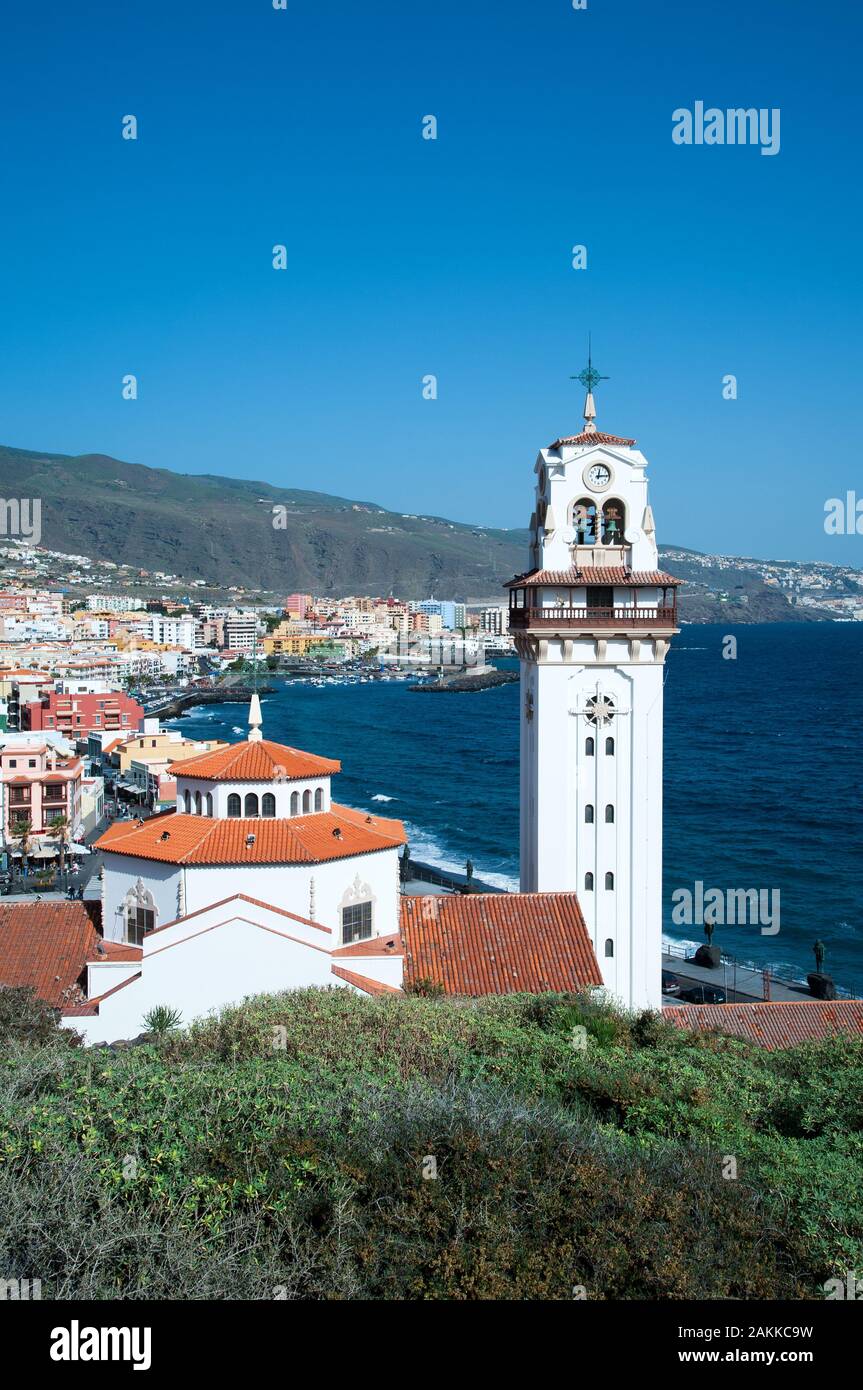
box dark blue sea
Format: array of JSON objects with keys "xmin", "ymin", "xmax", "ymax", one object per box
[{"xmin": 171, "ymin": 625, "xmax": 863, "ymax": 992}]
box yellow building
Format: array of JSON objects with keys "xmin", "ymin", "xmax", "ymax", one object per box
[{"xmin": 117, "ymin": 733, "xmax": 228, "ymax": 775}]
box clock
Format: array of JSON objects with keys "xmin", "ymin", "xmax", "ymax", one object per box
[{"xmin": 583, "ymin": 461, "xmax": 613, "ymax": 492}]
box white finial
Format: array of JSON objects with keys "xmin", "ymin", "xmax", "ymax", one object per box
[
  {"xmin": 583, "ymin": 391, "xmax": 598, "ymax": 434},
  {"xmin": 248, "ymin": 692, "xmax": 263, "ymax": 742}
]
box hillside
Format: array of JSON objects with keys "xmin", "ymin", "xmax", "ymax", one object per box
[
  {"xmin": 1, "ymin": 986, "xmax": 861, "ymax": 1299},
  {"xmin": 0, "ymin": 444, "xmax": 526, "ymax": 601},
  {"xmin": 0, "ymin": 443, "xmax": 845, "ymax": 615}
]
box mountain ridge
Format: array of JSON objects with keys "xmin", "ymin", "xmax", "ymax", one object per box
[{"xmin": 0, "ymin": 443, "xmax": 848, "ymax": 618}]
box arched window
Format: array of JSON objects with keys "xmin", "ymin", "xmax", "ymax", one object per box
[
  {"xmin": 290, "ymin": 790, "xmax": 299, "ymax": 816},
  {"xmin": 584, "ymin": 872, "xmax": 594, "ymax": 891},
  {"xmin": 194, "ymin": 790, "xmax": 202, "ymax": 815},
  {"xmin": 302, "ymin": 789, "xmax": 312, "ymax": 814},
  {"xmin": 605, "ymin": 736, "xmax": 615, "ymax": 756},
  {"xmin": 205, "ymin": 793, "xmax": 213, "ymax": 816},
  {"xmin": 183, "ymin": 789, "xmax": 191, "ymax": 813},
  {"xmin": 605, "ymin": 804, "xmax": 615, "ymax": 823},
  {"xmin": 605, "ymin": 872, "xmax": 614, "ymax": 890},
  {"xmin": 585, "ymin": 736, "xmax": 595, "ymax": 756},
  {"xmin": 585, "ymin": 804, "xmax": 594, "ymax": 824},
  {"xmin": 124, "ymin": 880, "xmax": 156, "ymax": 946},
  {"xmin": 604, "ymin": 937, "xmax": 614, "ymax": 958},
  {"xmin": 244, "ymin": 793, "xmax": 259, "ymax": 817},
  {"xmin": 227, "ymin": 793, "xmax": 241, "ymax": 818},
  {"xmin": 314, "ymin": 787, "xmax": 323, "ymax": 812},
  {"xmin": 262, "ymin": 792, "xmax": 276, "ymax": 818},
  {"xmin": 571, "ymin": 497, "xmax": 597, "ymax": 545},
  {"xmin": 601, "ymin": 498, "xmax": 625, "ymax": 545}
]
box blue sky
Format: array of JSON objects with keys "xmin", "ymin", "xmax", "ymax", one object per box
[{"xmin": 0, "ymin": 0, "xmax": 860, "ymax": 564}]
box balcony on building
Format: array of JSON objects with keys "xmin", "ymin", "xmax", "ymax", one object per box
[{"xmin": 508, "ymin": 577, "xmax": 680, "ymax": 632}]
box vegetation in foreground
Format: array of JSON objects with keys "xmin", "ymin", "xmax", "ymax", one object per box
[{"xmin": 0, "ymin": 986, "xmax": 861, "ymax": 1300}]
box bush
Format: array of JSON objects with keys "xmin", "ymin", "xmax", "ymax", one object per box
[{"xmin": 0, "ymin": 988, "xmax": 859, "ymax": 1298}]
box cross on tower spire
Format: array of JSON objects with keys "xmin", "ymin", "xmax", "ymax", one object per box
[{"xmin": 570, "ymin": 335, "xmax": 608, "ymax": 434}]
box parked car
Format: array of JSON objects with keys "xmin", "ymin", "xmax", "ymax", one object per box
[
  {"xmin": 661, "ymin": 970, "xmax": 681, "ymax": 996},
  {"xmin": 679, "ymin": 984, "xmax": 727, "ymax": 1005}
]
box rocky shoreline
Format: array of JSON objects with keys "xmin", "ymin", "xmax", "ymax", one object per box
[{"xmin": 410, "ymin": 666, "xmax": 519, "ymax": 694}]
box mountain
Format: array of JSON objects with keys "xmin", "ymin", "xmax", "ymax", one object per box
[
  {"xmin": 0, "ymin": 444, "xmax": 526, "ymax": 602},
  {"xmin": 0, "ymin": 444, "xmax": 844, "ymax": 617}
]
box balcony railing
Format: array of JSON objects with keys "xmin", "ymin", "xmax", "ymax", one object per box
[{"xmin": 509, "ymin": 605, "xmax": 678, "ymax": 630}]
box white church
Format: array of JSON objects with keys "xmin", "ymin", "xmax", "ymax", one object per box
[{"xmin": 59, "ymin": 372, "xmax": 677, "ymax": 1040}]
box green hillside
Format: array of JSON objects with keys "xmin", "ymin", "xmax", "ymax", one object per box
[
  {"xmin": 0, "ymin": 444, "xmax": 527, "ymax": 601},
  {"xmin": 1, "ymin": 986, "xmax": 860, "ymax": 1299}
]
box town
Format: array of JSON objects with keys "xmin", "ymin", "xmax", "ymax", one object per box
[{"xmin": 0, "ymin": 569, "xmax": 516, "ymax": 887}]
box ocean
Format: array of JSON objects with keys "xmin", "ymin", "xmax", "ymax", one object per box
[{"xmin": 170, "ymin": 624, "xmax": 863, "ymax": 991}]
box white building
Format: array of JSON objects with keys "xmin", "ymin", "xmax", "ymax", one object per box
[
  {"xmin": 60, "ymin": 693, "xmax": 603, "ymax": 1042},
  {"xmin": 509, "ymin": 373, "xmax": 681, "ymax": 1011}
]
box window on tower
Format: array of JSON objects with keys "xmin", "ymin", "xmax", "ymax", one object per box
[
  {"xmin": 227, "ymin": 793, "xmax": 241, "ymax": 818},
  {"xmin": 604, "ymin": 938, "xmax": 614, "ymax": 957},
  {"xmin": 585, "ymin": 736, "xmax": 595, "ymax": 756},
  {"xmin": 244, "ymin": 793, "xmax": 259, "ymax": 817},
  {"xmin": 605, "ymin": 872, "xmax": 615, "ymax": 890},
  {"xmin": 584, "ymin": 872, "xmax": 594, "ymax": 891},
  {"xmin": 601, "ymin": 498, "xmax": 625, "ymax": 544},
  {"xmin": 605, "ymin": 736, "xmax": 615, "ymax": 755},
  {"xmin": 314, "ymin": 787, "xmax": 323, "ymax": 811},
  {"xmin": 605, "ymin": 804, "xmax": 615, "ymax": 823},
  {"xmin": 585, "ymin": 804, "xmax": 594, "ymax": 824},
  {"xmin": 262, "ymin": 793, "xmax": 276, "ymax": 817},
  {"xmin": 290, "ymin": 790, "xmax": 299, "ymax": 815},
  {"xmin": 571, "ymin": 498, "xmax": 598, "ymax": 545},
  {"xmin": 302, "ymin": 789, "xmax": 312, "ymax": 814}
]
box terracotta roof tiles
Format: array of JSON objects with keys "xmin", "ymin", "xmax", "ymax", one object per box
[
  {"xmin": 664, "ymin": 1000, "xmax": 863, "ymax": 1050},
  {"xmin": 400, "ymin": 893, "xmax": 602, "ymax": 996},
  {"xmin": 0, "ymin": 900, "xmax": 102, "ymax": 1008},
  {"xmin": 549, "ymin": 429, "xmax": 636, "ymax": 449},
  {"xmin": 95, "ymin": 804, "xmax": 406, "ymax": 865},
  {"xmin": 507, "ymin": 568, "xmax": 682, "ymax": 587},
  {"xmin": 176, "ymin": 738, "xmax": 339, "ymax": 783}
]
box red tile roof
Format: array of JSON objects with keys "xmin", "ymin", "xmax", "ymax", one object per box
[
  {"xmin": 176, "ymin": 738, "xmax": 340, "ymax": 783},
  {"xmin": 0, "ymin": 901, "xmax": 102, "ymax": 1008},
  {"xmin": 332, "ymin": 932, "xmax": 404, "ymax": 958},
  {"xmin": 95, "ymin": 803, "xmax": 406, "ymax": 865},
  {"xmin": 664, "ymin": 1000, "xmax": 863, "ymax": 1050},
  {"xmin": 400, "ymin": 893, "xmax": 602, "ymax": 996},
  {"xmin": 507, "ymin": 568, "xmax": 682, "ymax": 588},
  {"xmin": 549, "ymin": 429, "xmax": 636, "ymax": 448},
  {"xmin": 331, "ymin": 965, "xmax": 403, "ymax": 996}
]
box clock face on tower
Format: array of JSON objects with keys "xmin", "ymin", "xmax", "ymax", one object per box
[{"xmin": 583, "ymin": 462, "xmax": 612, "ymax": 491}]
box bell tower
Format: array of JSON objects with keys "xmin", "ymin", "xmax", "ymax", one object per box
[{"xmin": 509, "ymin": 353, "xmax": 681, "ymax": 1011}]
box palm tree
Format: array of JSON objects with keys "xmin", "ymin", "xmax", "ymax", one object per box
[
  {"xmin": 11, "ymin": 816, "xmax": 33, "ymax": 882},
  {"xmin": 47, "ymin": 813, "xmax": 71, "ymax": 889}
]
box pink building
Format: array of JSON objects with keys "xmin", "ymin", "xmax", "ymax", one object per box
[
  {"xmin": 1, "ymin": 743, "xmax": 83, "ymax": 845},
  {"xmin": 285, "ymin": 593, "xmax": 312, "ymax": 620}
]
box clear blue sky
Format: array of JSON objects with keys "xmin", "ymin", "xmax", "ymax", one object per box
[{"xmin": 0, "ymin": 0, "xmax": 860, "ymax": 564}]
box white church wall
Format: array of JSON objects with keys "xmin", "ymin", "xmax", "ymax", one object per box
[
  {"xmin": 70, "ymin": 908, "xmax": 341, "ymax": 1044},
  {"xmin": 101, "ymin": 853, "xmax": 181, "ymax": 944}
]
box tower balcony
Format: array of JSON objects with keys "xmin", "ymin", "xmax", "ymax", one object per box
[{"xmin": 509, "ymin": 601, "xmax": 678, "ymax": 632}]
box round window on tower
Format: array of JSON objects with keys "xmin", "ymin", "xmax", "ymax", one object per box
[{"xmin": 585, "ymin": 694, "xmax": 615, "ymax": 727}]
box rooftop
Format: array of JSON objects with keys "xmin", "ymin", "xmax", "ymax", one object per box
[
  {"xmin": 0, "ymin": 900, "xmax": 102, "ymax": 1008},
  {"xmin": 664, "ymin": 1000, "xmax": 863, "ymax": 1050},
  {"xmin": 176, "ymin": 737, "xmax": 340, "ymax": 783},
  {"xmin": 95, "ymin": 803, "xmax": 406, "ymax": 865},
  {"xmin": 399, "ymin": 892, "xmax": 602, "ymax": 996}
]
